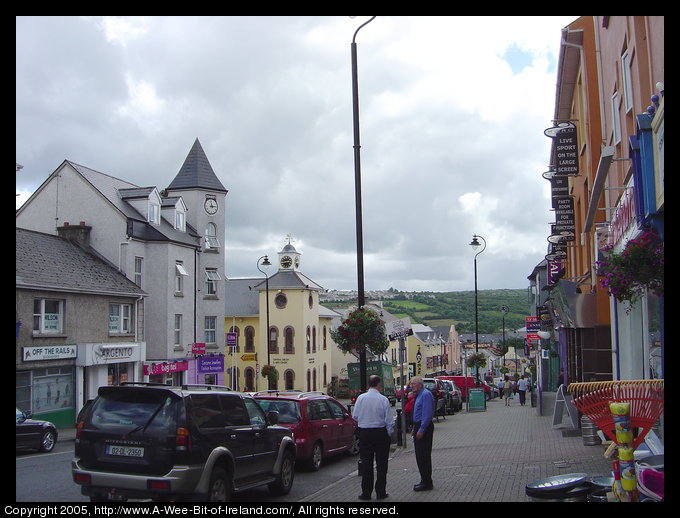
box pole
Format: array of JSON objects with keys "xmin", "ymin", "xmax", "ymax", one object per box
[
  {"xmin": 351, "ymin": 16, "xmax": 375, "ymax": 394},
  {"xmin": 473, "ymin": 255, "xmax": 479, "ymax": 385}
]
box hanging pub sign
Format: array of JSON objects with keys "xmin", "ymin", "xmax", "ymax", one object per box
[
  {"xmin": 548, "ymin": 260, "xmax": 564, "ymax": 285},
  {"xmin": 544, "ymin": 122, "xmax": 579, "ymax": 176},
  {"xmin": 551, "ymin": 175, "xmax": 569, "ymax": 197}
]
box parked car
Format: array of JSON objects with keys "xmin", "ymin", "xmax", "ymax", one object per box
[
  {"xmin": 422, "ymin": 378, "xmax": 449, "ymax": 419},
  {"xmin": 254, "ymin": 391, "xmax": 359, "ymax": 471},
  {"xmin": 72, "ymin": 382, "xmax": 296, "ymax": 502},
  {"xmin": 438, "ymin": 379, "xmax": 462, "ymax": 412},
  {"xmin": 483, "ymin": 381, "xmax": 500, "ymax": 399},
  {"xmin": 16, "ymin": 407, "xmax": 58, "ymax": 453},
  {"xmin": 439, "ymin": 376, "xmax": 492, "ymax": 401}
]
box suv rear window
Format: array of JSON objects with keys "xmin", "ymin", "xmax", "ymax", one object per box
[
  {"xmin": 90, "ymin": 389, "xmax": 179, "ymax": 434},
  {"xmin": 256, "ymin": 400, "xmax": 301, "ymax": 424}
]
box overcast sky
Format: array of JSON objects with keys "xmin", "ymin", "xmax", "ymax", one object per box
[{"xmin": 16, "ymin": 16, "xmax": 578, "ymax": 292}]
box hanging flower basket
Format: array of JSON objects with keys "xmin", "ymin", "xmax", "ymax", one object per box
[
  {"xmin": 261, "ymin": 365, "xmax": 279, "ymax": 384},
  {"xmin": 330, "ymin": 307, "xmax": 389, "ymax": 357},
  {"xmin": 466, "ymin": 352, "xmax": 487, "ymax": 370},
  {"xmin": 596, "ymin": 231, "xmax": 663, "ymax": 308}
]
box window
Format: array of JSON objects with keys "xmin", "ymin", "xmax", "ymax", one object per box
[
  {"xmin": 109, "ymin": 303, "xmax": 133, "ymax": 334},
  {"xmin": 245, "ymin": 326, "xmax": 255, "ymax": 352},
  {"xmin": 269, "ymin": 326, "xmax": 279, "ymax": 354},
  {"xmin": 284, "ymin": 326, "xmax": 295, "ymax": 354},
  {"xmin": 611, "ymin": 92, "xmax": 621, "ymax": 145},
  {"xmin": 243, "ymin": 398, "xmax": 267, "ymax": 426},
  {"xmin": 306, "ymin": 326, "xmax": 311, "ymax": 353},
  {"xmin": 327, "ymin": 399, "xmax": 346, "ymax": 419},
  {"xmin": 204, "ymin": 223, "xmax": 220, "ymax": 250},
  {"xmin": 174, "ymin": 315, "xmax": 182, "ymax": 347},
  {"xmin": 323, "ymin": 326, "xmax": 327, "ymax": 350},
  {"xmin": 205, "ymin": 268, "xmax": 221, "ymax": 295},
  {"xmin": 275, "ymin": 293, "xmax": 287, "ymax": 309},
  {"xmin": 312, "ymin": 326, "xmax": 317, "ymax": 353},
  {"xmin": 621, "ymin": 50, "xmax": 633, "ymax": 113},
  {"xmin": 175, "ymin": 262, "xmax": 188, "ymax": 294},
  {"xmin": 175, "ymin": 210, "xmax": 186, "ymax": 231},
  {"xmin": 33, "ymin": 299, "xmax": 64, "ymax": 334},
  {"xmin": 134, "ymin": 257, "xmax": 143, "ymax": 287},
  {"xmin": 204, "ymin": 316, "xmax": 217, "ymax": 344},
  {"xmin": 148, "ymin": 202, "xmax": 160, "ymax": 224}
]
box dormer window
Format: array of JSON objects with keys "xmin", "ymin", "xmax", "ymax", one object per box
[
  {"xmin": 148, "ymin": 201, "xmax": 160, "ymax": 224},
  {"xmin": 205, "ymin": 222, "xmax": 221, "ymax": 250},
  {"xmin": 175, "ymin": 209, "xmax": 186, "ymax": 231}
]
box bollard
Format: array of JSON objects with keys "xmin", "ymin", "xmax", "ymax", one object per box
[{"xmin": 395, "ymin": 408, "xmax": 403, "ymax": 446}]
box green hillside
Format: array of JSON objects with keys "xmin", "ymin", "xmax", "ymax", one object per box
[{"xmin": 325, "ymin": 289, "xmax": 530, "ymax": 334}]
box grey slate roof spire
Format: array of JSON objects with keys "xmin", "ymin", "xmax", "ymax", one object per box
[{"xmin": 166, "ymin": 138, "xmax": 228, "ymax": 193}]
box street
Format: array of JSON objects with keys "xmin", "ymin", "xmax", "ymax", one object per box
[{"xmin": 15, "ymin": 439, "xmax": 362, "ymax": 502}]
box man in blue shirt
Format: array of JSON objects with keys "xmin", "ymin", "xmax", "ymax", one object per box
[
  {"xmin": 410, "ymin": 376, "xmax": 434, "ymax": 491},
  {"xmin": 352, "ymin": 375, "xmax": 394, "ymax": 500}
]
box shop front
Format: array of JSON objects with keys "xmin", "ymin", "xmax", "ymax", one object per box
[{"xmin": 76, "ymin": 342, "xmax": 146, "ymax": 419}]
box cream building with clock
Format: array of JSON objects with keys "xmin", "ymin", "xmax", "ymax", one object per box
[{"xmin": 224, "ymin": 242, "xmax": 340, "ymax": 392}]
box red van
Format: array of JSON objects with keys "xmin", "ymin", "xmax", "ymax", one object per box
[{"xmin": 437, "ymin": 376, "xmax": 490, "ymax": 402}]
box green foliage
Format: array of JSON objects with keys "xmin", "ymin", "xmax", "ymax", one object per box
[{"xmin": 330, "ymin": 307, "xmax": 389, "ymax": 357}]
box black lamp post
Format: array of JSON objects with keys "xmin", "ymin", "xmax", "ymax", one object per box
[
  {"xmin": 351, "ymin": 15, "xmax": 375, "ymax": 394},
  {"xmin": 469, "ymin": 234, "xmax": 486, "ymax": 384},
  {"xmin": 501, "ymin": 305, "xmax": 509, "ymax": 373},
  {"xmin": 257, "ymin": 255, "xmax": 272, "ymax": 389}
]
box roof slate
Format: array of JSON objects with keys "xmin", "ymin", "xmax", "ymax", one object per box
[
  {"xmin": 166, "ymin": 139, "xmax": 228, "ymax": 193},
  {"xmin": 16, "ymin": 227, "xmax": 146, "ymax": 297}
]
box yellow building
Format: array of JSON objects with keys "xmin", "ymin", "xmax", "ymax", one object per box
[{"xmin": 224, "ymin": 243, "xmax": 338, "ymax": 392}]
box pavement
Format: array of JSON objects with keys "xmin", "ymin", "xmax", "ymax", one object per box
[
  {"xmin": 59, "ymin": 392, "xmax": 615, "ymax": 502},
  {"xmin": 300, "ymin": 392, "xmax": 614, "ymax": 502}
]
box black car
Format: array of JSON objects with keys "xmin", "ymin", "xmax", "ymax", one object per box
[
  {"xmin": 72, "ymin": 382, "xmax": 296, "ymax": 502},
  {"xmin": 16, "ymin": 407, "xmax": 58, "ymax": 453}
]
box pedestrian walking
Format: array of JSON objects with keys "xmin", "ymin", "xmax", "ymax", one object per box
[
  {"xmin": 517, "ymin": 375, "xmax": 528, "ymax": 406},
  {"xmin": 351, "ymin": 375, "xmax": 394, "ymax": 501},
  {"xmin": 409, "ymin": 376, "xmax": 435, "ymax": 491},
  {"xmin": 503, "ymin": 376, "xmax": 512, "ymax": 406}
]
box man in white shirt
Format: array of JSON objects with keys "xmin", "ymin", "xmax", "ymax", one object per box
[
  {"xmin": 352, "ymin": 375, "xmax": 394, "ymax": 501},
  {"xmin": 517, "ymin": 375, "xmax": 528, "ymax": 406}
]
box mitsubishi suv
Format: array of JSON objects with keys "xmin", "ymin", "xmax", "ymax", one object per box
[{"xmin": 72, "ymin": 383, "xmax": 296, "ymax": 502}]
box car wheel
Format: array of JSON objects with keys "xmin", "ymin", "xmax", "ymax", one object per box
[
  {"xmin": 346, "ymin": 433, "xmax": 360, "ymax": 456},
  {"xmin": 269, "ymin": 450, "xmax": 295, "ymax": 496},
  {"xmin": 207, "ymin": 467, "xmax": 231, "ymax": 502},
  {"xmin": 39, "ymin": 429, "xmax": 57, "ymax": 452},
  {"xmin": 307, "ymin": 442, "xmax": 323, "ymax": 471}
]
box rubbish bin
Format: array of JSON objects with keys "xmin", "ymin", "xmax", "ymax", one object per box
[
  {"xmin": 525, "ymin": 473, "xmax": 592, "ymax": 502},
  {"xmin": 581, "ymin": 415, "xmax": 602, "ymax": 446}
]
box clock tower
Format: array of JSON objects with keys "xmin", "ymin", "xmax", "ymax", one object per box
[{"xmin": 278, "ymin": 239, "xmax": 301, "ymax": 271}]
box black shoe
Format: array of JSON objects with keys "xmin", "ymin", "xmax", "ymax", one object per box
[
  {"xmin": 376, "ymin": 493, "xmax": 389, "ymax": 500},
  {"xmin": 413, "ymin": 483, "xmax": 433, "ymax": 491},
  {"xmin": 358, "ymin": 494, "xmax": 371, "ymax": 501}
]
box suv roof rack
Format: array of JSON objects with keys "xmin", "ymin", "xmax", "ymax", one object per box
[
  {"xmin": 118, "ymin": 382, "xmax": 233, "ymax": 391},
  {"xmin": 252, "ymin": 390, "xmax": 327, "ymax": 399}
]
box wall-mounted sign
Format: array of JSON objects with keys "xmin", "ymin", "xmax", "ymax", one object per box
[
  {"xmin": 550, "ymin": 175, "xmax": 569, "ymax": 197},
  {"xmin": 198, "ymin": 356, "xmax": 224, "ymax": 374},
  {"xmin": 192, "ymin": 342, "xmax": 206, "ymax": 355},
  {"xmin": 23, "ymin": 345, "xmax": 77, "ymax": 362},
  {"xmin": 545, "ymin": 122, "xmax": 579, "ymax": 176},
  {"xmin": 144, "ymin": 360, "xmax": 188, "ymax": 376},
  {"xmin": 226, "ymin": 332, "xmax": 237, "ymax": 348}
]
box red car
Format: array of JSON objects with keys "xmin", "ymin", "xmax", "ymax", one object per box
[{"xmin": 254, "ymin": 391, "xmax": 359, "ymax": 471}]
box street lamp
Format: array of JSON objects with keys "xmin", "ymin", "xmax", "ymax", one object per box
[
  {"xmin": 469, "ymin": 234, "xmax": 486, "ymax": 384},
  {"xmin": 350, "ymin": 15, "xmax": 376, "ymax": 394},
  {"xmin": 257, "ymin": 255, "xmax": 273, "ymax": 389},
  {"xmin": 501, "ymin": 305, "xmax": 509, "ymax": 374}
]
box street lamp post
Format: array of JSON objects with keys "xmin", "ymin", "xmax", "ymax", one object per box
[
  {"xmin": 501, "ymin": 305, "xmax": 509, "ymax": 374},
  {"xmin": 469, "ymin": 234, "xmax": 486, "ymax": 385},
  {"xmin": 257, "ymin": 255, "xmax": 272, "ymax": 389},
  {"xmin": 350, "ymin": 16, "xmax": 376, "ymax": 394}
]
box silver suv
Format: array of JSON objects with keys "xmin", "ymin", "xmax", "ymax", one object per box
[{"xmin": 72, "ymin": 383, "xmax": 296, "ymax": 502}]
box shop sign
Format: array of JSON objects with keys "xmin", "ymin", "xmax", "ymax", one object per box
[
  {"xmin": 192, "ymin": 342, "xmax": 206, "ymax": 355},
  {"xmin": 23, "ymin": 345, "xmax": 77, "ymax": 361},
  {"xmin": 547, "ymin": 260, "xmax": 563, "ymax": 285},
  {"xmin": 544, "ymin": 122, "xmax": 579, "ymax": 176},
  {"xmin": 198, "ymin": 356, "xmax": 224, "ymax": 374},
  {"xmin": 226, "ymin": 332, "xmax": 237, "ymax": 348},
  {"xmin": 143, "ymin": 360, "xmax": 188, "ymax": 376},
  {"xmin": 607, "ymin": 184, "xmax": 636, "ymax": 248},
  {"xmin": 525, "ymin": 317, "xmax": 540, "ymax": 332}
]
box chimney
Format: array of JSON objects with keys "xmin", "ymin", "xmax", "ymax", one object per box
[{"xmin": 57, "ymin": 221, "xmax": 92, "ymax": 248}]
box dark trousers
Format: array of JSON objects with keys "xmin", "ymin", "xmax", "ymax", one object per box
[
  {"xmin": 519, "ymin": 390, "xmax": 526, "ymax": 405},
  {"xmin": 412, "ymin": 421, "xmax": 434, "ymax": 485},
  {"xmin": 359, "ymin": 427, "xmax": 390, "ymax": 497}
]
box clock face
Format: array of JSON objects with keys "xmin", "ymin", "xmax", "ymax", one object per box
[
  {"xmin": 280, "ymin": 255, "xmax": 293, "ymax": 269},
  {"xmin": 204, "ymin": 198, "xmax": 218, "ymax": 215}
]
